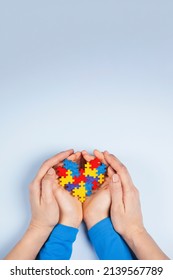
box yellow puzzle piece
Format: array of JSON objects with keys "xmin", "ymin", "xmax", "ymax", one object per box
[
  {"xmin": 84, "ymin": 162, "xmax": 98, "ymax": 178},
  {"xmin": 72, "ymin": 184, "xmax": 87, "ymax": 203},
  {"xmin": 59, "ymin": 170, "xmax": 74, "ymax": 187},
  {"xmin": 98, "ymin": 174, "xmax": 105, "ymax": 184}
]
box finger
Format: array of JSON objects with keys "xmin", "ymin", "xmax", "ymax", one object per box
[
  {"xmin": 53, "ymin": 182, "xmax": 63, "ymax": 198},
  {"xmin": 93, "ymin": 149, "xmax": 108, "ymax": 165},
  {"xmin": 41, "ymin": 168, "xmax": 57, "ymax": 203},
  {"xmin": 75, "ymin": 151, "xmax": 82, "ymax": 163},
  {"xmin": 35, "ymin": 149, "xmax": 74, "ymax": 183},
  {"xmin": 110, "ymin": 174, "xmax": 124, "ymax": 210},
  {"xmin": 68, "ymin": 151, "xmax": 81, "ymax": 164},
  {"xmin": 100, "ymin": 176, "xmax": 110, "ymax": 189},
  {"xmin": 107, "ymin": 166, "xmax": 115, "ymax": 177},
  {"xmin": 104, "ymin": 151, "xmax": 134, "ymax": 192},
  {"xmin": 29, "ymin": 180, "xmax": 41, "ymax": 205},
  {"xmin": 82, "ymin": 150, "xmax": 95, "ymax": 161}
]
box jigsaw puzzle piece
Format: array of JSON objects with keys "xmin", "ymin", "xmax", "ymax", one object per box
[
  {"xmin": 89, "ymin": 158, "xmax": 101, "ymax": 169},
  {"xmin": 86, "ymin": 176, "xmax": 98, "ymax": 183},
  {"xmin": 72, "ymin": 184, "xmax": 87, "ymax": 203},
  {"xmin": 56, "ymin": 166, "xmax": 68, "ymax": 177},
  {"xmin": 92, "ymin": 180, "xmax": 99, "ymax": 190},
  {"xmin": 85, "ymin": 182, "xmax": 93, "ymax": 195},
  {"xmin": 70, "ymin": 168, "xmax": 80, "ymax": 177},
  {"xmin": 66, "ymin": 183, "xmax": 78, "ymax": 192},
  {"xmin": 97, "ymin": 163, "xmax": 107, "ymax": 175},
  {"xmin": 59, "ymin": 169, "xmax": 74, "ymax": 187},
  {"xmin": 73, "ymin": 173, "xmax": 86, "ymax": 185},
  {"xmin": 63, "ymin": 159, "xmax": 79, "ymax": 170},
  {"xmin": 84, "ymin": 162, "xmax": 98, "ymax": 178},
  {"xmin": 59, "ymin": 177, "xmax": 67, "ymax": 187},
  {"xmin": 98, "ymin": 174, "xmax": 105, "ymax": 184}
]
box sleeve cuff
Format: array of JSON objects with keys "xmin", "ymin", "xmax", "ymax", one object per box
[
  {"xmin": 50, "ymin": 224, "xmax": 79, "ymax": 242},
  {"xmin": 88, "ymin": 217, "xmax": 114, "ymax": 240}
]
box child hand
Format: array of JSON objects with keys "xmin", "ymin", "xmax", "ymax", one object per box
[
  {"xmin": 82, "ymin": 150, "xmax": 113, "ymax": 229},
  {"xmin": 104, "ymin": 151, "xmax": 144, "ymax": 243},
  {"xmin": 53, "ymin": 152, "xmax": 83, "ymax": 228},
  {"xmin": 29, "ymin": 149, "xmax": 74, "ymax": 235}
]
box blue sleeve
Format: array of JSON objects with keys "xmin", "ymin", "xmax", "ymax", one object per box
[
  {"xmin": 88, "ymin": 217, "xmax": 136, "ymax": 260},
  {"xmin": 37, "ymin": 224, "xmax": 78, "ymax": 260}
]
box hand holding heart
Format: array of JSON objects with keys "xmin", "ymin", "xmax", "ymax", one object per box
[
  {"xmin": 6, "ymin": 149, "xmax": 169, "ymax": 261},
  {"xmin": 53, "ymin": 149, "xmax": 114, "ymax": 229},
  {"xmin": 29, "ymin": 149, "xmax": 114, "ymax": 232},
  {"xmin": 29, "ymin": 148, "xmax": 145, "ymax": 238}
]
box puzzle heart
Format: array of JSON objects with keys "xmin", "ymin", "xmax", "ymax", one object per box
[{"xmin": 55, "ymin": 158, "xmax": 107, "ymax": 202}]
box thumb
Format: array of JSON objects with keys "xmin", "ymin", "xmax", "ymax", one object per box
[
  {"xmin": 110, "ymin": 174, "xmax": 123, "ymax": 208},
  {"xmin": 41, "ymin": 168, "xmax": 56, "ymax": 203},
  {"xmin": 53, "ymin": 183, "xmax": 65, "ymax": 205}
]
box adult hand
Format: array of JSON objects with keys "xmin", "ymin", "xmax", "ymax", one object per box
[
  {"xmin": 29, "ymin": 149, "xmax": 74, "ymax": 234},
  {"xmin": 104, "ymin": 151, "xmax": 144, "ymax": 241},
  {"xmin": 104, "ymin": 151, "xmax": 169, "ymax": 260},
  {"xmin": 4, "ymin": 149, "xmax": 74, "ymax": 260}
]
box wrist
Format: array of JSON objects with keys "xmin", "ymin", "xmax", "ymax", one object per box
[
  {"xmin": 28, "ymin": 222, "xmax": 54, "ymax": 240},
  {"xmin": 84, "ymin": 213, "xmax": 109, "ymax": 230},
  {"xmin": 123, "ymin": 226, "xmax": 147, "ymax": 249},
  {"xmin": 5, "ymin": 223, "xmax": 54, "ymax": 260},
  {"xmin": 59, "ymin": 217, "xmax": 82, "ymax": 228}
]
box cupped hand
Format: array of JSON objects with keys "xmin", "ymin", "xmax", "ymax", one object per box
[
  {"xmin": 82, "ymin": 150, "xmax": 113, "ymax": 229},
  {"xmin": 104, "ymin": 151, "xmax": 144, "ymax": 243},
  {"xmin": 53, "ymin": 152, "xmax": 83, "ymax": 228},
  {"xmin": 29, "ymin": 149, "xmax": 74, "ymax": 234}
]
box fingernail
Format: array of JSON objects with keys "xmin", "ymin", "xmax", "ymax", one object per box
[
  {"xmin": 48, "ymin": 168, "xmax": 55, "ymax": 175},
  {"xmin": 112, "ymin": 174, "xmax": 119, "ymax": 183},
  {"xmin": 104, "ymin": 150, "xmax": 109, "ymax": 154}
]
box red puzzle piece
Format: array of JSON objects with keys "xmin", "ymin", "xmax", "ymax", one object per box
[
  {"xmin": 89, "ymin": 158, "xmax": 101, "ymax": 169},
  {"xmin": 73, "ymin": 173, "xmax": 86, "ymax": 185},
  {"xmin": 80, "ymin": 169, "xmax": 85, "ymax": 175},
  {"xmin": 92, "ymin": 180, "xmax": 99, "ymax": 190},
  {"xmin": 56, "ymin": 166, "xmax": 68, "ymax": 177},
  {"xmin": 73, "ymin": 169, "xmax": 86, "ymax": 185}
]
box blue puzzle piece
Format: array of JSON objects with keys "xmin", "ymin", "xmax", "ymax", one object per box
[
  {"xmin": 85, "ymin": 182, "xmax": 93, "ymax": 191},
  {"xmin": 97, "ymin": 163, "xmax": 107, "ymax": 175},
  {"xmin": 86, "ymin": 190, "xmax": 92, "ymax": 196},
  {"xmin": 70, "ymin": 168, "xmax": 80, "ymax": 177},
  {"xmin": 63, "ymin": 159, "xmax": 79, "ymax": 170},
  {"xmin": 85, "ymin": 182, "xmax": 93, "ymax": 196},
  {"xmin": 66, "ymin": 183, "xmax": 79, "ymax": 192},
  {"xmin": 86, "ymin": 176, "xmax": 98, "ymax": 183}
]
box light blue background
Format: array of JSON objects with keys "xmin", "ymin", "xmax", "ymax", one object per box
[{"xmin": 0, "ymin": 0, "xmax": 173, "ymax": 259}]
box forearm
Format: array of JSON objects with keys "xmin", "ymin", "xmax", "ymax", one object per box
[
  {"xmin": 4, "ymin": 225, "xmax": 52, "ymax": 260},
  {"xmin": 88, "ymin": 218, "xmax": 135, "ymax": 260},
  {"xmin": 37, "ymin": 224, "xmax": 78, "ymax": 260},
  {"xmin": 124, "ymin": 229, "xmax": 169, "ymax": 260}
]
